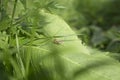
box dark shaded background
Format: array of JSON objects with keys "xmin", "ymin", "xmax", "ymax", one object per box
[{"xmin": 58, "ymin": 0, "xmax": 120, "ymax": 53}]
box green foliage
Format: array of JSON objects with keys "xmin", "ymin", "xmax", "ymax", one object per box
[
  {"xmin": 0, "ymin": 0, "xmax": 120, "ymax": 80},
  {"xmin": 78, "ymin": 26, "xmax": 120, "ymax": 54}
]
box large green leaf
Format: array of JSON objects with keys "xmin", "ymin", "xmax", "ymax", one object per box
[{"xmin": 31, "ymin": 12, "xmax": 120, "ymax": 80}]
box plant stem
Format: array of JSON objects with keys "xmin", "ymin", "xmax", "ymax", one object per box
[{"xmin": 11, "ymin": 0, "xmax": 18, "ymax": 25}]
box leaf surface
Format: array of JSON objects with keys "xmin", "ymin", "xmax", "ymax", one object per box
[{"xmin": 37, "ymin": 12, "xmax": 120, "ymax": 80}]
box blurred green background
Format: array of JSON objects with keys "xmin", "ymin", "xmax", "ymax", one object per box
[
  {"xmin": 57, "ymin": 0, "xmax": 120, "ymax": 53},
  {"xmin": 1, "ymin": 0, "xmax": 120, "ymax": 80}
]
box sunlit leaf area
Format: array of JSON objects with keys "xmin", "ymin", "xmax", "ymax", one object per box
[{"xmin": 0, "ymin": 0, "xmax": 120, "ymax": 80}]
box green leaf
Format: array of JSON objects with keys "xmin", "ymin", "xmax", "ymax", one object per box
[
  {"xmin": 40, "ymin": 11, "xmax": 90, "ymax": 55},
  {"xmin": 36, "ymin": 12, "xmax": 120, "ymax": 80},
  {"xmin": 20, "ymin": 0, "xmax": 27, "ymax": 9},
  {"xmin": 61, "ymin": 52, "xmax": 120, "ymax": 80},
  {"xmin": 0, "ymin": 32, "xmax": 9, "ymax": 50},
  {"xmin": 0, "ymin": 19, "xmax": 10, "ymax": 31}
]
